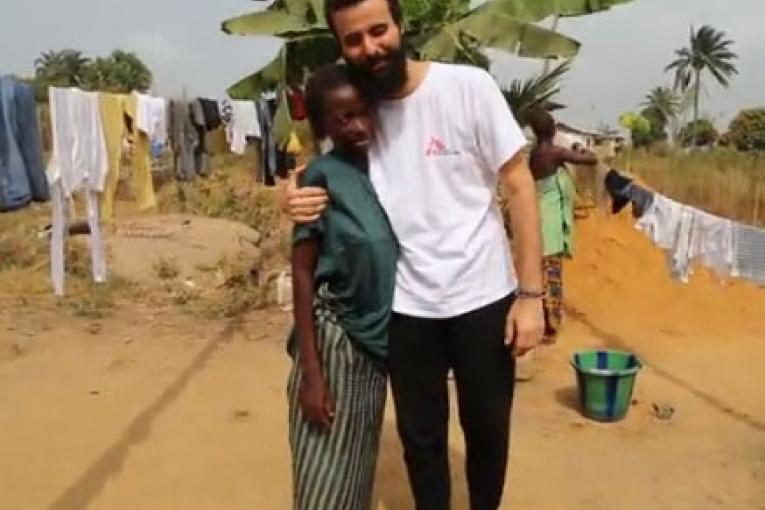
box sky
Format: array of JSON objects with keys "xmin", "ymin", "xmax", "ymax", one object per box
[{"xmin": 2, "ymin": 0, "xmax": 762, "ymax": 130}]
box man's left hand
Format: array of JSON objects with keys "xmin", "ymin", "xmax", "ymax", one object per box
[{"xmin": 505, "ymin": 298, "xmax": 544, "ymax": 357}]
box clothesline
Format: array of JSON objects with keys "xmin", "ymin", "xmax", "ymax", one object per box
[
  {"xmin": 606, "ymin": 169, "xmax": 765, "ymax": 286},
  {"xmin": 1, "ymin": 75, "xmax": 312, "ymax": 295},
  {"xmin": 3, "ymin": 77, "xmax": 302, "ymax": 213},
  {"xmin": 41, "ymin": 85, "xmax": 307, "ymax": 296}
]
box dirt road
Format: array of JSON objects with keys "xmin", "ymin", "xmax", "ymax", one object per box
[{"xmin": 1, "ymin": 212, "xmax": 764, "ymax": 509}]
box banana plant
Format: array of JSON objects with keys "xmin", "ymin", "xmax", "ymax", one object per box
[
  {"xmin": 227, "ymin": 34, "xmax": 339, "ymax": 99},
  {"xmin": 222, "ymin": 0, "xmax": 634, "ymax": 144},
  {"xmin": 619, "ymin": 111, "xmax": 650, "ymax": 171},
  {"xmin": 222, "ymin": 0, "xmax": 634, "ymax": 98}
]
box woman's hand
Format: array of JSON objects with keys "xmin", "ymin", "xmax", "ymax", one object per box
[{"xmin": 299, "ymin": 371, "xmax": 336, "ymax": 429}]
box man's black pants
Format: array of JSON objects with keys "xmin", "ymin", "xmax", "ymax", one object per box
[{"xmin": 389, "ymin": 294, "xmax": 516, "ymax": 510}]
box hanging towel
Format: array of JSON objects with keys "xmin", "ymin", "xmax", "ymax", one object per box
[
  {"xmin": 134, "ymin": 93, "xmax": 168, "ymax": 144},
  {"xmin": 688, "ymin": 209, "xmax": 735, "ymax": 277},
  {"xmin": 170, "ymin": 97, "xmax": 200, "ymax": 181},
  {"xmin": 0, "ymin": 77, "xmax": 37, "ymax": 210},
  {"xmin": 47, "ymin": 88, "xmax": 108, "ymax": 194},
  {"xmin": 604, "ymin": 169, "xmax": 632, "ymax": 214},
  {"xmin": 228, "ymin": 100, "xmax": 261, "ymax": 155},
  {"xmin": 285, "ymin": 86, "xmax": 307, "ymax": 121},
  {"xmin": 99, "ymin": 93, "xmax": 129, "ymax": 225},
  {"xmin": 637, "ymin": 193, "xmax": 739, "ymax": 283},
  {"xmin": 604, "ymin": 169, "xmax": 654, "ymax": 218},
  {"xmin": 285, "ymin": 130, "xmax": 302, "ymax": 155},
  {"xmin": 47, "ymin": 87, "xmax": 109, "ymax": 296},
  {"xmin": 199, "ymin": 98, "xmax": 221, "ymax": 131},
  {"xmin": 635, "ymin": 194, "xmax": 684, "ymax": 250},
  {"xmin": 257, "ymin": 97, "xmax": 277, "ymax": 185},
  {"xmin": 13, "ymin": 80, "xmax": 49, "ymax": 202},
  {"xmin": 669, "ymin": 205, "xmax": 695, "ymax": 283},
  {"xmin": 125, "ymin": 94, "xmax": 156, "ymax": 211}
]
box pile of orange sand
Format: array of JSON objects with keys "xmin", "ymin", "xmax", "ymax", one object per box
[{"xmin": 567, "ymin": 210, "xmax": 765, "ymax": 343}]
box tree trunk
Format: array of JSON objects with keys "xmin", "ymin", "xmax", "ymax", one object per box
[
  {"xmin": 668, "ymin": 117, "xmax": 677, "ymax": 147},
  {"xmin": 692, "ymin": 68, "xmax": 701, "ymax": 148}
]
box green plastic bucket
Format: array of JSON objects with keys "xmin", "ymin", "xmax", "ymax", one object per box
[{"xmin": 570, "ymin": 350, "xmax": 642, "ymax": 422}]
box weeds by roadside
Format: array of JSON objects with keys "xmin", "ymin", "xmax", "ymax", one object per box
[
  {"xmin": 1, "ymin": 157, "xmax": 290, "ymax": 322},
  {"xmin": 626, "ymin": 148, "xmax": 765, "ymax": 227},
  {"xmin": 153, "ymin": 257, "xmax": 180, "ymax": 280}
]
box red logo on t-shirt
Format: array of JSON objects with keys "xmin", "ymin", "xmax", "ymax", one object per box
[{"xmin": 426, "ymin": 137, "xmax": 460, "ymax": 157}]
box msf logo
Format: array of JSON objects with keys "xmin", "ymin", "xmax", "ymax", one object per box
[{"xmin": 425, "ymin": 137, "xmax": 460, "ymax": 157}]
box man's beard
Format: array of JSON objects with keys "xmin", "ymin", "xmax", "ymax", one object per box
[{"xmin": 346, "ymin": 41, "xmax": 408, "ymax": 99}]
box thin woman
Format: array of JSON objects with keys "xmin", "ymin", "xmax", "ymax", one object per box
[{"xmin": 528, "ymin": 110, "xmax": 597, "ymax": 344}]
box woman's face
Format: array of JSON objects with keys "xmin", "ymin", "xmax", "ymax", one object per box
[{"xmin": 323, "ymin": 84, "xmax": 374, "ymax": 153}]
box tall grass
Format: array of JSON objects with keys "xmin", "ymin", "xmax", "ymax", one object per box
[{"xmin": 626, "ymin": 148, "xmax": 765, "ymax": 227}]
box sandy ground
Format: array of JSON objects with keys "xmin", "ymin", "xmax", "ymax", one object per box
[
  {"xmin": 1, "ymin": 211, "xmax": 764, "ymax": 509},
  {"xmin": 107, "ymin": 214, "xmax": 263, "ymax": 284}
]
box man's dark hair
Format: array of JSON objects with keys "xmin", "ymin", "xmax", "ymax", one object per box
[
  {"xmin": 305, "ymin": 63, "xmax": 357, "ymax": 139},
  {"xmin": 324, "ymin": 0, "xmax": 403, "ymax": 37},
  {"xmin": 529, "ymin": 109, "xmax": 556, "ymax": 141}
]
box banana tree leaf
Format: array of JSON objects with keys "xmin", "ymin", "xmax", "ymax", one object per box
[
  {"xmin": 221, "ymin": 10, "xmax": 321, "ymax": 37},
  {"xmin": 270, "ymin": 92, "xmax": 314, "ymax": 150},
  {"xmin": 417, "ymin": 12, "xmax": 580, "ymax": 61},
  {"xmin": 227, "ymin": 35, "xmax": 339, "ymax": 99},
  {"xmin": 477, "ymin": 0, "xmax": 634, "ymax": 21},
  {"xmin": 228, "ymin": 49, "xmax": 284, "ymax": 99},
  {"xmin": 266, "ymin": 0, "xmax": 316, "ymax": 17},
  {"xmin": 308, "ymin": 0, "xmax": 325, "ymax": 22},
  {"xmin": 556, "ymin": 0, "xmax": 634, "ymax": 17},
  {"xmin": 272, "ymin": 94, "xmax": 293, "ymax": 147}
]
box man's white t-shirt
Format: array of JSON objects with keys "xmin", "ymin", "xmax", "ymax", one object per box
[{"xmin": 368, "ymin": 62, "xmax": 527, "ymax": 318}]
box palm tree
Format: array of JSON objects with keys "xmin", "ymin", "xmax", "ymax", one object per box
[
  {"xmin": 106, "ymin": 50, "xmax": 153, "ymax": 92},
  {"xmin": 619, "ymin": 111, "xmax": 651, "ymax": 170},
  {"xmin": 34, "ymin": 49, "xmax": 90, "ymax": 87},
  {"xmin": 641, "ymin": 86, "xmax": 679, "ymax": 127},
  {"xmin": 502, "ymin": 61, "xmax": 570, "ymax": 126},
  {"xmin": 33, "ymin": 50, "xmax": 57, "ymax": 73},
  {"xmin": 641, "ymin": 86, "xmax": 679, "ymax": 144},
  {"xmin": 665, "ymin": 25, "xmax": 738, "ymax": 146},
  {"xmin": 80, "ymin": 51, "xmax": 153, "ymax": 93}
]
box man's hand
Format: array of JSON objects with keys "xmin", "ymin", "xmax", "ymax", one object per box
[
  {"xmin": 299, "ymin": 372, "xmax": 336, "ymax": 430},
  {"xmin": 281, "ymin": 165, "xmax": 329, "ymax": 223},
  {"xmin": 499, "ymin": 152, "xmax": 544, "ymax": 357},
  {"xmin": 505, "ymin": 298, "xmax": 544, "ymax": 357}
]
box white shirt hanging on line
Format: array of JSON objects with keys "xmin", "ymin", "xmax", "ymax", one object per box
[
  {"xmin": 46, "ymin": 87, "xmax": 109, "ymax": 296},
  {"xmin": 670, "ymin": 205, "xmax": 695, "ymax": 283},
  {"xmin": 637, "ymin": 192, "xmax": 736, "ymax": 283},
  {"xmin": 228, "ymin": 100, "xmax": 261, "ymax": 155},
  {"xmin": 688, "ymin": 209, "xmax": 735, "ymax": 277},
  {"xmin": 635, "ymin": 193, "xmax": 684, "ymax": 251},
  {"xmin": 134, "ymin": 92, "xmax": 168, "ymax": 144},
  {"xmin": 47, "ymin": 88, "xmax": 109, "ymax": 194}
]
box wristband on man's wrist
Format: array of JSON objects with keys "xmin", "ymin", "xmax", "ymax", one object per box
[{"xmin": 517, "ymin": 288, "xmax": 545, "ymax": 300}]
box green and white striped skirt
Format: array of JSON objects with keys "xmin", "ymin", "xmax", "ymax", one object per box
[{"xmin": 287, "ymin": 307, "xmax": 387, "ymax": 510}]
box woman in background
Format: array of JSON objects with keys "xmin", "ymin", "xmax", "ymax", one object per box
[{"xmin": 528, "ymin": 110, "xmax": 597, "ymax": 344}]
